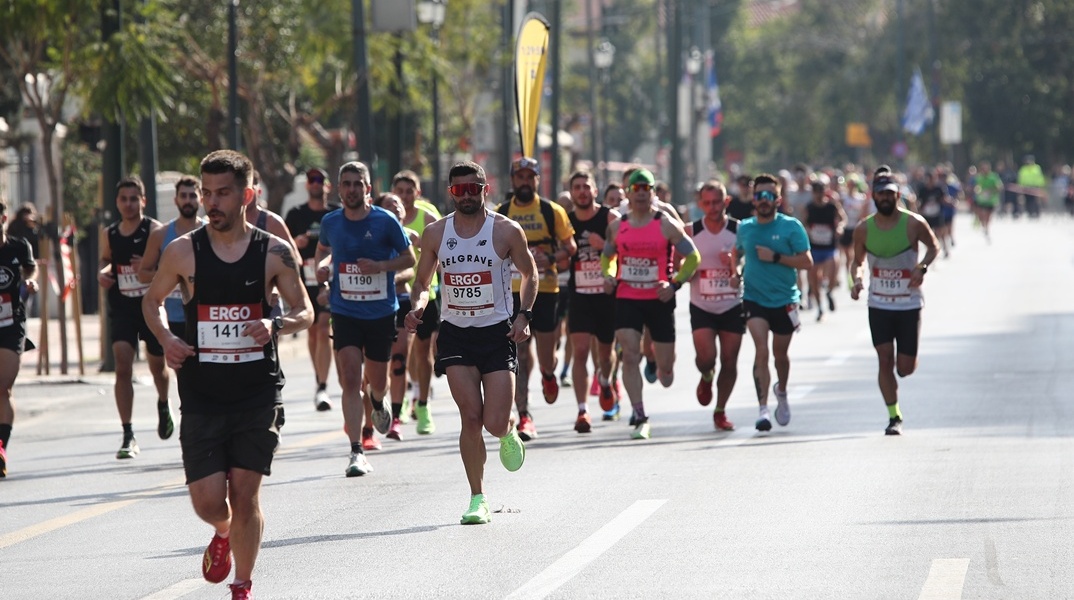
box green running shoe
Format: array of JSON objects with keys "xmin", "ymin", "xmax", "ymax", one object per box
[
  {"xmin": 630, "ymin": 420, "xmax": 651, "ymax": 440},
  {"xmin": 415, "ymin": 404, "xmax": 436, "ymax": 435},
  {"xmin": 116, "ymin": 436, "xmax": 140, "ymax": 459},
  {"xmin": 460, "ymin": 494, "xmax": 491, "ymax": 525},
  {"xmin": 499, "ymin": 428, "xmax": 526, "ymax": 472}
]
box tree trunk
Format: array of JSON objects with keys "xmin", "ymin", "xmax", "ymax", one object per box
[{"xmin": 38, "ymin": 125, "xmax": 70, "ymax": 374}]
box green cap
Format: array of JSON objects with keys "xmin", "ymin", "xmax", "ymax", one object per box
[{"xmin": 628, "ymin": 169, "xmax": 656, "ymax": 186}]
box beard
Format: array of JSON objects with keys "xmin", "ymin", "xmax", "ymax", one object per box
[
  {"xmin": 515, "ymin": 185, "xmax": 535, "ymax": 203},
  {"xmin": 455, "ymin": 198, "xmax": 481, "ymax": 215},
  {"xmin": 755, "ymin": 202, "xmax": 776, "ymax": 217},
  {"xmin": 178, "ymin": 204, "xmax": 199, "ymax": 219},
  {"xmin": 343, "ymin": 195, "xmax": 365, "ymax": 210},
  {"xmin": 875, "ymin": 200, "xmax": 896, "ymax": 216}
]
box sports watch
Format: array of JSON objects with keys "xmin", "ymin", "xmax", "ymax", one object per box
[
  {"xmin": 519, "ymin": 309, "xmax": 534, "ymax": 323},
  {"xmin": 271, "ymin": 316, "xmax": 284, "ymax": 334}
]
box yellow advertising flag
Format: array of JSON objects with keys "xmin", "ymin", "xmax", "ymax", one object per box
[{"xmin": 515, "ymin": 12, "xmax": 551, "ymax": 158}]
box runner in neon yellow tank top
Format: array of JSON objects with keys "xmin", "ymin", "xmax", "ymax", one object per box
[
  {"xmin": 392, "ymin": 170, "xmax": 442, "ymax": 434},
  {"xmin": 850, "ymin": 172, "xmax": 940, "ymax": 436}
]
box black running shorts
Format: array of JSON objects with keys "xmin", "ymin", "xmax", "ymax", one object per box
[
  {"xmin": 614, "ymin": 298, "xmax": 676, "ymax": 343},
  {"xmin": 330, "ymin": 313, "xmax": 396, "ymax": 361},
  {"xmin": 435, "ymin": 320, "xmax": 517, "ymax": 376},
  {"xmin": 868, "ymin": 307, "xmax": 921, "ymax": 357},
  {"xmin": 180, "ymin": 403, "xmax": 283, "ymax": 484}
]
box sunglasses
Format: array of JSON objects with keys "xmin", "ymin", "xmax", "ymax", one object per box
[
  {"xmin": 753, "ymin": 190, "xmax": 778, "ymax": 202},
  {"xmin": 308, "ymin": 177, "xmax": 325, "ymax": 184},
  {"xmin": 631, "ymin": 183, "xmax": 653, "ymax": 192},
  {"xmin": 448, "ymin": 182, "xmax": 487, "ymax": 197}
]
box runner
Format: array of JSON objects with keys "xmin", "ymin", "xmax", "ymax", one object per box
[
  {"xmin": 804, "ymin": 180, "xmax": 846, "ymax": 322},
  {"xmin": 98, "ymin": 176, "xmax": 170, "ymax": 458},
  {"xmin": 687, "ymin": 181, "xmax": 743, "ymax": 431},
  {"xmin": 600, "ymin": 168, "xmax": 701, "ymax": 439},
  {"xmin": 0, "ymin": 200, "xmax": 37, "ymax": 478},
  {"xmin": 404, "ymin": 160, "xmax": 534, "ymax": 524},
  {"xmin": 285, "ymin": 167, "xmax": 337, "ymax": 412},
  {"xmin": 247, "ymin": 171, "xmax": 298, "ymax": 255},
  {"xmin": 565, "ymin": 170, "xmax": 620, "ymax": 433},
  {"xmin": 372, "ymin": 192, "xmax": 419, "ymax": 442},
  {"xmin": 313, "ymin": 162, "xmax": 415, "ymax": 475},
  {"xmin": 495, "ymin": 156, "xmax": 576, "ymax": 441},
  {"xmin": 138, "ymin": 176, "xmax": 204, "ymax": 337},
  {"xmin": 142, "ymin": 149, "xmax": 313, "ymax": 599},
  {"xmin": 850, "ymin": 173, "xmax": 940, "ymax": 435},
  {"xmin": 734, "ymin": 173, "xmax": 812, "ymax": 431},
  {"xmin": 391, "ymin": 170, "xmax": 441, "ymax": 435},
  {"xmin": 973, "ymin": 161, "xmax": 1002, "ymax": 242}
]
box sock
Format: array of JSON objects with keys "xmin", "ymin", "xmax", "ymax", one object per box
[
  {"xmin": 578, "ymin": 403, "xmax": 587, "ymax": 413},
  {"xmin": 418, "ymin": 400, "xmax": 429, "ymax": 407},
  {"xmin": 887, "ymin": 403, "xmax": 902, "ymax": 420},
  {"xmin": 632, "ymin": 404, "xmax": 646, "ymax": 421},
  {"xmin": 122, "ymin": 423, "xmax": 134, "ymax": 438},
  {"xmin": 391, "ymin": 403, "xmax": 402, "ymax": 419},
  {"xmin": 714, "ymin": 408, "xmax": 725, "ymax": 415},
  {"xmin": 217, "ymin": 529, "xmax": 230, "ymax": 539},
  {"xmin": 701, "ymin": 370, "xmax": 714, "ymax": 382},
  {"xmin": 598, "ymin": 373, "xmax": 610, "ymax": 386},
  {"xmin": 157, "ymin": 398, "xmax": 168, "ymax": 407},
  {"xmin": 759, "ymin": 407, "xmax": 770, "ymax": 417},
  {"xmin": 559, "ymin": 363, "xmax": 569, "ymax": 378},
  {"xmin": 542, "ymin": 371, "xmax": 555, "ymax": 381},
  {"xmin": 0, "ymin": 423, "xmax": 11, "ymax": 447},
  {"xmin": 351, "ymin": 442, "xmax": 363, "ymax": 454},
  {"xmin": 362, "ymin": 426, "xmax": 374, "ymax": 436},
  {"xmin": 317, "ymin": 381, "xmax": 326, "ymax": 392}
]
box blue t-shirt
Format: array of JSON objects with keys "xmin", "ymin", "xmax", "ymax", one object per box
[
  {"xmin": 736, "ymin": 213, "xmax": 810, "ymax": 308},
  {"xmin": 320, "ymin": 206, "xmax": 411, "ymax": 320}
]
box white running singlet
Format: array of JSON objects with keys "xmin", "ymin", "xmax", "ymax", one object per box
[{"xmin": 438, "ymin": 213, "xmax": 513, "ymax": 327}]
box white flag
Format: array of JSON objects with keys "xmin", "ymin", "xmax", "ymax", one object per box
[{"xmin": 902, "ymin": 67, "xmax": 934, "ymax": 136}]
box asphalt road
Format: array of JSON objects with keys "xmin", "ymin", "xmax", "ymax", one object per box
[{"xmin": 2, "ymin": 213, "xmax": 1073, "ymax": 599}]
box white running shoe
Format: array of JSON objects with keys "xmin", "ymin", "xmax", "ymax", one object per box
[
  {"xmin": 371, "ymin": 397, "xmax": 391, "ymax": 434},
  {"xmin": 773, "ymin": 383, "xmax": 790, "ymax": 426},
  {"xmin": 314, "ymin": 389, "xmax": 332, "ymax": 412},
  {"xmin": 346, "ymin": 452, "xmax": 373, "ymax": 477}
]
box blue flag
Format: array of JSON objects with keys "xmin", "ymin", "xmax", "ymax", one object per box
[
  {"xmin": 902, "ymin": 67, "xmax": 934, "ymax": 136},
  {"xmin": 706, "ymin": 52, "xmax": 723, "ymax": 138}
]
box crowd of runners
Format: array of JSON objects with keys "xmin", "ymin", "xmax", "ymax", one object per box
[{"xmin": 0, "ymin": 148, "xmax": 1060, "ymax": 598}]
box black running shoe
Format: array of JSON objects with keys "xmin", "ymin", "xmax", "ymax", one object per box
[
  {"xmin": 827, "ymin": 290, "xmax": 835, "ymax": 312},
  {"xmin": 158, "ymin": 402, "xmax": 175, "ymax": 440},
  {"xmin": 885, "ymin": 417, "xmax": 903, "ymax": 436}
]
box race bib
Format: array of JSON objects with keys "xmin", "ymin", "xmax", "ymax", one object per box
[
  {"xmin": 870, "ymin": 267, "xmax": 911, "ymax": 302},
  {"xmin": 0, "ymin": 293, "xmax": 13, "ymax": 328},
  {"xmin": 698, "ymin": 268, "xmax": 736, "ymax": 302},
  {"xmin": 786, "ymin": 303, "xmax": 801, "ymax": 332},
  {"xmin": 809, "ymin": 224, "xmax": 834, "ymax": 246},
  {"xmin": 302, "ymin": 258, "xmax": 319, "ymax": 287},
  {"xmin": 573, "ymin": 260, "xmax": 605, "ymax": 294},
  {"xmin": 620, "ymin": 257, "xmax": 659, "ymax": 288},
  {"xmin": 922, "ymin": 201, "xmax": 942, "ymax": 217},
  {"xmin": 337, "ymin": 262, "xmax": 388, "ymax": 301},
  {"xmin": 117, "ymin": 264, "xmax": 149, "ymax": 298},
  {"xmin": 197, "ymin": 303, "xmax": 265, "ymax": 364},
  {"xmin": 443, "ymin": 271, "xmax": 495, "ymax": 317}
]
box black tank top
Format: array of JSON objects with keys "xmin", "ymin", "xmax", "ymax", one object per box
[
  {"xmin": 568, "ymin": 206, "xmax": 611, "ymax": 292},
  {"xmin": 805, "ymin": 202, "xmax": 839, "ymax": 251},
  {"xmin": 0, "ymin": 237, "xmax": 34, "ymax": 326},
  {"xmin": 106, "ymin": 217, "xmax": 153, "ymax": 311},
  {"xmin": 177, "ymin": 227, "xmax": 282, "ymax": 414}
]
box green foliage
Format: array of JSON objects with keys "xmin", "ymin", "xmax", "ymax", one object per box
[{"xmin": 61, "ymin": 134, "xmax": 102, "ymax": 231}]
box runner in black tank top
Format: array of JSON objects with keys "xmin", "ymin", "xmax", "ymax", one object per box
[{"xmin": 0, "ymin": 211, "xmax": 38, "ymax": 478}]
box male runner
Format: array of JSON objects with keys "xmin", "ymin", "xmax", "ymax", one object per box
[
  {"xmin": 285, "ymin": 167, "xmax": 336, "ymax": 411},
  {"xmin": 688, "ymin": 181, "xmax": 743, "ymax": 431},
  {"xmin": 565, "ymin": 170, "xmax": 620, "ymax": 433},
  {"xmin": 404, "ymin": 160, "xmax": 534, "ymax": 524},
  {"xmin": 734, "ymin": 173, "xmax": 812, "ymax": 431},
  {"xmin": 314, "ymin": 162, "xmax": 415, "ymax": 475},
  {"xmin": 143, "ymin": 149, "xmax": 313, "ymax": 599},
  {"xmin": 98, "ymin": 176, "xmax": 170, "ymax": 458},
  {"xmin": 850, "ymin": 173, "xmax": 940, "ymax": 435},
  {"xmin": 601, "ymin": 168, "xmax": 700, "ymax": 440}
]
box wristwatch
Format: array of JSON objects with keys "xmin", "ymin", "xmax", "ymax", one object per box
[
  {"xmin": 917, "ymin": 263, "xmax": 929, "ymax": 274},
  {"xmin": 519, "ymin": 309, "xmax": 534, "ymax": 323},
  {"xmin": 271, "ymin": 316, "xmax": 284, "ymax": 334}
]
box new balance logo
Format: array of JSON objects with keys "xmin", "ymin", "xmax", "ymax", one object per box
[{"xmin": 477, "ymin": 240, "xmax": 487, "ymax": 246}]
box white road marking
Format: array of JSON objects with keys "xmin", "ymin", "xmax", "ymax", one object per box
[
  {"xmin": 918, "ymin": 558, "xmax": 970, "ymax": 600},
  {"xmin": 137, "ymin": 578, "xmax": 206, "ymax": 600},
  {"xmin": 504, "ymin": 499, "xmax": 667, "ymax": 600},
  {"xmin": 789, "ymin": 384, "xmax": 815, "ymax": 402},
  {"xmin": 823, "ymin": 349, "xmax": 854, "ymax": 367}
]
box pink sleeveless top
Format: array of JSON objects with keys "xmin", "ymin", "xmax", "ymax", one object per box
[{"xmin": 615, "ymin": 213, "xmax": 671, "ymax": 301}]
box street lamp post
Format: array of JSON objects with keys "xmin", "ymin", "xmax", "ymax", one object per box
[
  {"xmin": 417, "ymin": 0, "xmax": 447, "ymax": 209},
  {"xmin": 684, "ymin": 46, "xmax": 702, "ymax": 187},
  {"xmin": 593, "ymin": 39, "xmax": 615, "ymax": 187}
]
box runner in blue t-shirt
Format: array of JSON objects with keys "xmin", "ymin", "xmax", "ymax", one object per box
[
  {"xmin": 734, "ymin": 173, "xmax": 812, "ymax": 432},
  {"xmin": 314, "ymin": 161, "xmax": 415, "ymax": 477}
]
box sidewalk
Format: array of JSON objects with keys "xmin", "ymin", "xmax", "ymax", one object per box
[{"xmin": 18, "ymin": 315, "xmax": 307, "ymax": 384}]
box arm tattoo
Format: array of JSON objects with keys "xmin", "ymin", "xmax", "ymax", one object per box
[{"xmin": 270, "ymin": 243, "xmax": 298, "ymax": 272}]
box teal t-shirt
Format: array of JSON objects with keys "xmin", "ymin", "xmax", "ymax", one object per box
[{"xmin": 736, "ymin": 213, "xmax": 810, "ymax": 308}]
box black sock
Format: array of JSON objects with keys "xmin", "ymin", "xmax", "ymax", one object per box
[
  {"xmin": 122, "ymin": 423, "xmax": 134, "ymax": 439},
  {"xmin": 317, "ymin": 382, "xmax": 327, "ymax": 391},
  {"xmin": 391, "ymin": 403, "xmax": 402, "ymax": 419},
  {"xmin": 0, "ymin": 423, "xmax": 11, "ymax": 447},
  {"xmin": 350, "ymin": 442, "xmax": 363, "ymax": 455}
]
